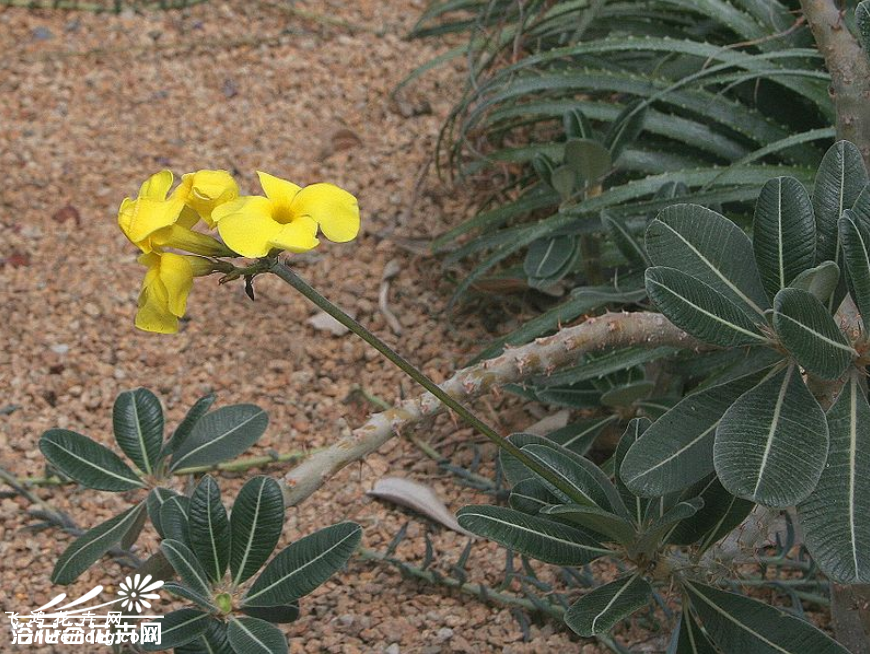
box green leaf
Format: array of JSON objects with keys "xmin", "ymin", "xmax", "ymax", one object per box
[
  {"xmin": 600, "ymin": 380, "xmax": 655, "ymax": 408},
  {"xmin": 672, "ymin": 608, "xmax": 719, "ymax": 654},
  {"xmin": 646, "ymin": 204, "xmax": 770, "ymax": 316},
  {"xmin": 51, "ymin": 503, "xmax": 146, "ymax": 584},
  {"xmin": 636, "ymin": 499, "xmax": 704, "ymax": 552},
  {"xmin": 645, "ymin": 267, "xmax": 767, "ymax": 347},
  {"xmin": 789, "ymin": 260, "xmax": 840, "ymax": 303},
  {"xmin": 752, "ymin": 176, "xmax": 815, "ymax": 299},
  {"xmin": 563, "ymin": 108, "xmax": 594, "ymax": 140},
  {"xmin": 714, "ymin": 364, "xmax": 829, "ymax": 507},
  {"xmin": 773, "ymin": 288, "xmax": 855, "ymax": 380},
  {"xmin": 242, "ymin": 603, "xmax": 301, "ymax": 624},
  {"xmin": 230, "ymin": 476, "xmax": 286, "ymax": 586},
  {"xmin": 614, "ymin": 418, "xmax": 651, "ymax": 524},
  {"xmin": 602, "ymin": 211, "xmax": 648, "ymax": 266},
  {"xmin": 161, "ymin": 538, "xmax": 214, "ymax": 600},
  {"xmin": 522, "ymin": 443, "xmax": 627, "ymax": 517},
  {"xmin": 170, "ymin": 404, "xmax": 268, "ymax": 472},
  {"xmin": 550, "ymin": 165, "xmax": 575, "ymax": 199},
  {"xmin": 120, "ymin": 501, "xmax": 148, "ymax": 550},
  {"xmin": 564, "ymin": 138, "xmax": 612, "ymax": 182},
  {"xmin": 621, "ymin": 371, "xmax": 769, "ymax": 497},
  {"xmin": 457, "ymin": 505, "xmax": 611, "ymax": 566},
  {"xmin": 546, "ymin": 416, "xmax": 618, "ymax": 456},
  {"xmin": 243, "ymin": 522, "xmax": 362, "ymax": 607},
  {"xmin": 228, "ymin": 617, "xmax": 288, "ymax": 654},
  {"xmin": 146, "ymin": 487, "xmax": 179, "ymax": 537},
  {"xmin": 39, "ymin": 429, "xmax": 143, "ymax": 492},
  {"xmin": 813, "ymin": 140, "xmax": 868, "ymax": 265},
  {"xmin": 668, "ymin": 477, "xmax": 754, "ymax": 550},
  {"xmin": 163, "ymin": 393, "xmax": 216, "ymax": 458},
  {"xmin": 176, "ymin": 618, "xmax": 232, "ymax": 654},
  {"xmin": 839, "ymin": 211, "xmax": 870, "ymax": 333},
  {"xmin": 685, "ymin": 581, "xmax": 849, "ymax": 654},
  {"xmin": 189, "ymin": 475, "xmax": 231, "ymax": 583},
  {"xmin": 604, "ymin": 100, "xmax": 647, "ymax": 160},
  {"xmin": 499, "ymin": 433, "xmax": 554, "ymax": 486},
  {"xmin": 142, "ymin": 608, "xmax": 211, "ymax": 652},
  {"xmin": 163, "ymin": 581, "xmax": 219, "ymax": 612},
  {"xmin": 112, "ymin": 388, "xmax": 164, "ymax": 476},
  {"xmin": 524, "ymin": 236, "xmax": 577, "ymax": 279},
  {"xmin": 798, "ymin": 373, "xmax": 870, "ymax": 583},
  {"xmin": 564, "ymin": 574, "xmax": 652, "ymax": 637},
  {"xmin": 159, "ymin": 496, "xmax": 191, "ymax": 546},
  {"xmin": 542, "ymin": 504, "xmax": 636, "ymax": 545},
  {"xmin": 509, "ymin": 478, "xmax": 558, "ymax": 515}
]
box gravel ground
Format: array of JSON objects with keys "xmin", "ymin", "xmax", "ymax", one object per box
[{"xmin": 0, "ymin": 1, "xmax": 613, "ymax": 652}]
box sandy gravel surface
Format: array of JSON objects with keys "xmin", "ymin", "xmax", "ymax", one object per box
[{"xmin": 0, "ymin": 1, "xmax": 609, "ymax": 651}]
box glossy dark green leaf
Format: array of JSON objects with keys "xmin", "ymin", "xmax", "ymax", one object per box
[
  {"xmin": 39, "ymin": 429, "xmax": 143, "ymax": 492},
  {"xmin": 839, "ymin": 210, "xmax": 870, "ymax": 332},
  {"xmin": 621, "ymin": 372, "xmax": 765, "ymax": 497},
  {"xmin": 163, "ymin": 581, "xmax": 219, "ymax": 612},
  {"xmin": 228, "ymin": 617, "xmax": 288, "ymax": 654},
  {"xmin": 146, "ymin": 487, "xmax": 180, "ymax": 537},
  {"xmin": 773, "ymin": 288, "xmax": 855, "ymax": 380},
  {"xmin": 159, "ymin": 496, "xmax": 191, "ymax": 546},
  {"xmin": 563, "ymin": 108, "xmax": 593, "ymax": 140},
  {"xmin": 685, "ymin": 581, "xmax": 849, "ymax": 653},
  {"xmin": 671, "ymin": 609, "xmax": 719, "ymax": 654},
  {"xmin": 112, "ymin": 388, "xmax": 164, "ymax": 476},
  {"xmin": 542, "ymin": 504, "xmax": 636, "ymax": 544},
  {"xmin": 668, "ymin": 477, "xmax": 754, "ymax": 550},
  {"xmin": 457, "ymin": 505, "xmax": 611, "ymax": 566},
  {"xmin": 51, "ymin": 503, "xmax": 146, "ymax": 584},
  {"xmin": 600, "ymin": 380, "xmax": 655, "ymax": 408},
  {"xmin": 813, "ymin": 140, "xmax": 868, "ymax": 265},
  {"xmin": 564, "ymin": 574, "xmax": 651, "ymax": 637},
  {"xmin": 242, "ymin": 603, "xmax": 301, "ymax": 624},
  {"xmin": 550, "ymin": 165, "xmax": 575, "ymax": 199},
  {"xmin": 604, "ymin": 100, "xmax": 647, "ymax": 160},
  {"xmin": 545, "ymin": 416, "xmax": 617, "ymax": 456},
  {"xmin": 602, "ymin": 211, "xmax": 648, "ymax": 266},
  {"xmin": 141, "ymin": 608, "xmax": 210, "ymax": 652},
  {"xmin": 614, "ymin": 418, "xmax": 651, "ymax": 524},
  {"xmin": 176, "ymin": 618, "xmax": 232, "ymax": 654},
  {"xmin": 524, "ymin": 236, "xmax": 577, "ymax": 279},
  {"xmin": 646, "ymin": 267, "xmax": 767, "ymax": 347},
  {"xmin": 532, "ymin": 153, "xmax": 556, "ymax": 186},
  {"xmin": 646, "ymin": 204, "xmax": 770, "ymax": 316},
  {"xmin": 170, "ymin": 404, "xmax": 268, "ymax": 472},
  {"xmin": 243, "ymin": 522, "xmax": 362, "ymax": 607},
  {"xmin": 564, "ymin": 138, "xmax": 612, "ymax": 182},
  {"xmin": 163, "ymin": 393, "xmax": 216, "ymax": 458},
  {"xmin": 798, "ymin": 373, "xmax": 870, "ymax": 583},
  {"xmin": 161, "ymin": 539, "xmax": 213, "ymax": 600},
  {"xmin": 499, "ymin": 432, "xmax": 554, "ymax": 486},
  {"xmin": 789, "ymin": 261, "xmax": 840, "ymax": 304},
  {"xmin": 509, "ymin": 478, "xmax": 558, "ymax": 515},
  {"xmin": 714, "ymin": 364, "xmax": 829, "ymax": 507},
  {"xmin": 189, "ymin": 475, "xmax": 231, "ymax": 583},
  {"xmin": 120, "ymin": 501, "xmax": 148, "ymax": 550},
  {"xmin": 230, "ymin": 476, "xmax": 285, "ymax": 586},
  {"xmin": 752, "ymin": 176, "xmax": 815, "ymax": 299}
]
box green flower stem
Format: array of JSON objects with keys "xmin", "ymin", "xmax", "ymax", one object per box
[{"xmin": 268, "ymin": 260, "xmax": 577, "ymax": 498}]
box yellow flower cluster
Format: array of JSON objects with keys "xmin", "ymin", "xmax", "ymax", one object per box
[{"xmin": 119, "ymin": 169, "xmax": 360, "ymax": 334}]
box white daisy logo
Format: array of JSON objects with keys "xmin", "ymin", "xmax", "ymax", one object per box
[{"xmin": 116, "ymin": 574, "xmax": 164, "ymax": 613}]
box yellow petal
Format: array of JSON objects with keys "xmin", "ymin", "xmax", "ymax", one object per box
[
  {"xmin": 138, "ymin": 170, "xmax": 174, "ymax": 200},
  {"xmin": 118, "ymin": 196, "xmax": 184, "ymax": 251},
  {"xmin": 135, "ymin": 276, "xmax": 178, "ymax": 334},
  {"xmin": 257, "ymin": 171, "xmax": 301, "ymax": 209},
  {"xmin": 216, "ymin": 196, "xmax": 282, "ymax": 258},
  {"xmin": 176, "ymin": 205, "xmax": 200, "ymax": 230},
  {"xmin": 290, "ymin": 183, "xmax": 360, "ymax": 242},
  {"xmin": 181, "ymin": 170, "xmax": 240, "ymax": 227},
  {"xmin": 158, "ymin": 252, "xmax": 195, "ymax": 317},
  {"xmin": 268, "ymin": 216, "xmax": 320, "ymax": 253}
]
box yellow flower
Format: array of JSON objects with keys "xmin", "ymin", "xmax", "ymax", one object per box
[
  {"xmin": 174, "ymin": 170, "xmax": 239, "ymax": 228},
  {"xmin": 212, "ymin": 171, "xmax": 360, "ymax": 258},
  {"xmin": 118, "ymin": 170, "xmax": 233, "ymax": 257},
  {"xmin": 135, "ymin": 252, "xmax": 213, "ymax": 334}
]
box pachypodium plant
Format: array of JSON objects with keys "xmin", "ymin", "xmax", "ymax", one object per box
[
  {"xmin": 456, "ymin": 139, "xmax": 870, "ymax": 652},
  {"xmin": 39, "ymin": 389, "xmax": 270, "ymax": 585},
  {"xmin": 147, "ymin": 475, "xmax": 361, "ymax": 654}
]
